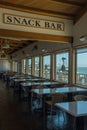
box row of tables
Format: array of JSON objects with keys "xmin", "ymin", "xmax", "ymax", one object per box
[
  {"xmin": 31, "ymin": 87, "xmax": 87, "ymax": 130},
  {"xmin": 1, "ymin": 72, "xmax": 87, "ymax": 130}
]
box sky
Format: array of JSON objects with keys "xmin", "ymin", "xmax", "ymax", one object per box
[
  {"xmin": 43, "ymin": 52, "xmax": 87, "ymax": 67},
  {"xmin": 77, "ymin": 53, "xmax": 87, "ymax": 67}
]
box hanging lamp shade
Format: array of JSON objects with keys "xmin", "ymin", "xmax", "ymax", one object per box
[
  {"xmin": 2, "ymin": 39, "xmax": 10, "ymax": 49},
  {"xmin": 2, "ymin": 43, "xmax": 10, "ymax": 49},
  {"xmin": 80, "ymin": 35, "xmax": 87, "ymax": 42},
  {"xmin": 0, "ymin": 49, "xmax": 5, "ymax": 54}
]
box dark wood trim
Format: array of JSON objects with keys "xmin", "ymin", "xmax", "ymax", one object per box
[
  {"xmin": 73, "ymin": 43, "xmax": 87, "ymax": 49},
  {"xmin": 51, "ymin": 0, "xmax": 83, "ymax": 7},
  {"xmin": 0, "ymin": 29, "xmax": 73, "ymax": 43}
]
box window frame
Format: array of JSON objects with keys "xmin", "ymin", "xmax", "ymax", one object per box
[
  {"xmin": 28, "ymin": 58, "xmax": 32, "ymax": 75},
  {"xmin": 42, "ymin": 54, "xmax": 51, "ymax": 79},
  {"xmin": 34, "ymin": 56, "xmax": 40, "ymax": 77},
  {"xmin": 54, "ymin": 50, "xmax": 69, "ymax": 83},
  {"xmin": 75, "ymin": 46, "xmax": 87, "ymax": 87}
]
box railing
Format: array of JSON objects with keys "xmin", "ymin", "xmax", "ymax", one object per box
[
  {"xmin": 43, "ymin": 70, "xmax": 50, "ymax": 79},
  {"xmin": 56, "ymin": 71, "xmax": 68, "ymax": 83},
  {"xmin": 34, "ymin": 69, "xmax": 87, "ymax": 85},
  {"xmin": 76, "ymin": 73, "xmax": 87, "ymax": 85},
  {"xmin": 56, "ymin": 72, "xmax": 87, "ymax": 85}
]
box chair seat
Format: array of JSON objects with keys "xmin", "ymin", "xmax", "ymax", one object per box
[
  {"xmin": 46, "ymin": 93, "xmax": 64, "ymax": 115},
  {"xmin": 46, "ymin": 101, "xmax": 54, "ymax": 106},
  {"xmin": 74, "ymin": 95, "xmax": 87, "ymax": 101}
]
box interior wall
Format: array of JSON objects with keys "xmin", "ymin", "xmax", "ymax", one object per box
[
  {"xmin": 0, "ymin": 8, "xmax": 73, "ymax": 36},
  {"xmin": 73, "ymin": 12, "xmax": 87, "ymax": 46},
  {"xmin": 0, "ymin": 59, "xmax": 10, "ymax": 71},
  {"xmin": 11, "ymin": 41, "xmax": 70, "ymax": 60}
]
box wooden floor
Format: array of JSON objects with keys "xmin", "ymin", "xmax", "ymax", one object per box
[{"xmin": 0, "ymin": 79, "xmax": 74, "ymax": 130}]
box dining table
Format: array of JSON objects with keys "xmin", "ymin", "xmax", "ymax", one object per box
[
  {"xmin": 55, "ymin": 100, "xmax": 87, "ymax": 130},
  {"xmin": 32, "ymin": 87, "xmax": 87, "ymax": 101}
]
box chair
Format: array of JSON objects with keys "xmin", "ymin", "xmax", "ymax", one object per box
[
  {"xmin": 46, "ymin": 93, "xmax": 65, "ymax": 129},
  {"xmin": 73, "ymin": 94, "xmax": 87, "ymax": 130},
  {"xmin": 31, "ymin": 87, "xmax": 44, "ymax": 113},
  {"xmin": 74, "ymin": 95, "xmax": 87, "ymax": 101},
  {"xmin": 46, "ymin": 93, "xmax": 64, "ymax": 115}
]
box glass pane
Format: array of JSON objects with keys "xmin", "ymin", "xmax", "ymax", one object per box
[
  {"xmin": 42, "ymin": 55, "xmax": 51, "ymax": 79},
  {"xmin": 23, "ymin": 59, "xmax": 26, "ymax": 74},
  {"xmin": 76, "ymin": 48, "xmax": 87, "ymax": 86},
  {"xmin": 28, "ymin": 59, "xmax": 32, "ymax": 75},
  {"xmin": 34, "ymin": 57, "xmax": 39, "ymax": 76},
  {"xmin": 14, "ymin": 61, "xmax": 17, "ymax": 72},
  {"xmin": 17, "ymin": 62, "xmax": 21, "ymax": 73},
  {"xmin": 56, "ymin": 51, "xmax": 69, "ymax": 83}
]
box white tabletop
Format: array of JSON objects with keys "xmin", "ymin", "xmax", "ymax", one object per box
[
  {"xmin": 13, "ymin": 78, "xmax": 45, "ymax": 82},
  {"xmin": 10, "ymin": 75, "xmax": 31, "ymax": 79},
  {"xmin": 13, "ymin": 78, "xmax": 29, "ymax": 82},
  {"xmin": 32, "ymin": 87, "xmax": 87, "ymax": 95},
  {"xmin": 55, "ymin": 101, "xmax": 87, "ymax": 117},
  {"xmin": 21, "ymin": 81, "xmax": 59, "ymax": 87}
]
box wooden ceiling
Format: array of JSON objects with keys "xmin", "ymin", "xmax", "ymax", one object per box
[
  {"xmin": 0, "ymin": 0, "xmax": 87, "ymax": 55},
  {"xmin": 0, "ymin": 37, "xmax": 36, "ymax": 54},
  {"xmin": 0, "ymin": 0, "xmax": 87, "ymax": 20}
]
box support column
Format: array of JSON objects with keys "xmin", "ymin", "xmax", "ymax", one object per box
[
  {"xmin": 50, "ymin": 54, "xmax": 55, "ymax": 80},
  {"xmin": 31, "ymin": 57, "xmax": 34, "ymax": 76},
  {"xmin": 69, "ymin": 42, "xmax": 75, "ymax": 85},
  {"xmin": 39, "ymin": 56, "xmax": 43, "ymax": 77},
  {"xmin": 26, "ymin": 58, "xmax": 28, "ymax": 75}
]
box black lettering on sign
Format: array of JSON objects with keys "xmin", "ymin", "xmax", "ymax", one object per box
[
  {"xmin": 21, "ymin": 18, "xmax": 28, "ymax": 25},
  {"xmin": 50, "ymin": 23, "xmax": 56, "ymax": 29},
  {"xmin": 3, "ymin": 14, "xmax": 64, "ymax": 31},
  {"xmin": 6, "ymin": 16, "xmax": 12, "ymax": 23},
  {"xmin": 13, "ymin": 17, "xmax": 21, "ymax": 24},
  {"xmin": 28, "ymin": 20, "xmax": 34, "ymax": 26},
  {"xmin": 35, "ymin": 20, "xmax": 41, "ymax": 27},
  {"xmin": 45, "ymin": 22, "xmax": 50, "ymax": 28}
]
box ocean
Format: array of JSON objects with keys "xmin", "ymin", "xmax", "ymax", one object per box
[
  {"xmin": 77, "ymin": 67, "xmax": 87, "ymax": 74},
  {"xmin": 57, "ymin": 66, "xmax": 87, "ymax": 74}
]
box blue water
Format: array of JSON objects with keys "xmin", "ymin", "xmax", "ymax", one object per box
[
  {"xmin": 77, "ymin": 67, "xmax": 87, "ymax": 74},
  {"xmin": 57, "ymin": 66, "xmax": 87, "ymax": 74}
]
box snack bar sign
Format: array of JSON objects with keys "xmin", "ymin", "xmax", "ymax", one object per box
[{"xmin": 3, "ymin": 13, "xmax": 64, "ymax": 31}]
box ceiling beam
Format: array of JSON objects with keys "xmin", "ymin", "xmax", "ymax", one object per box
[
  {"xmin": 9, "ymin": 43, "xmax": 22, "ymax": 47},
  {"xmin": 51, "ymin": 0, "xmax": 83, "ymax": 7},
  {"xmin": 0, "ymin": 1, "xmax": 74, "ymax": 19},
  {"xmin": 0, "ymin": 29, "xmax": 73, "ymax": 44},
  {"xmin": 74, "ymin": 4, "xmax": 87, "ymax": 24}
]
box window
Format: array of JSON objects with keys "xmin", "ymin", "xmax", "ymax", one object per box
[
  {"xmin": 55, "ymin": 51, "xmax": 69, "ymax": 83},
  {"xmin": 13, "ymin": 61, "xmax": 18, "ymax": 72},
  {"xmin": 42, "ymin": 55, "xmax": 51, "ymax": 79},
  {"xmin": 76, "ymin": 48, "xmax": 87, "ymax": 86},
  {"xmin": 23, "ymin": 59, "xmax": 26, "ymax": 74},
  {"xmin": 34, "ymin": 57, "xmax": 40, "ymax": 77},
  {"xmin": 28, "ymin": 58, "xmax": 32, "ymax": 75},
  {"xmin": 17, "ymin": 62, "xmax": 21, "ymax": 74},
  {"xmin": 0, "ymin": 59, "xmax": 10, "ymax": 71}
]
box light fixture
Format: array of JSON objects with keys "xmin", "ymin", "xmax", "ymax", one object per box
[
  {"xmin": 2, "ymin": 39, "xmax": 10, "ymax": 49},
  {"xmin": 0, "ymin": 49, "xmax": 5, "ymax": 54},
  {"xmin": 42, "ymin": 49, "xmax": 48, "ymax": 53},
  {"xmin": 0, "ymin": 48, "xmax": 6, "ymax": 58},
  {"xmin": 1, "ymin": 53, "xmax": 6, "ymax": 58},
  {"xmin": 79, "ymin": 35, "xmax": 87, "ymax": 42},
  {"xmin": 32, "ymin": 45, "xmax": 38, "ymax": 51},
  {"xmin": 2, "ymin": 43, "xmax": 10, "ymax": 48},
  {"xmin": 42, "ymin": 49, "xmax": 45, "ymax": 52}
]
